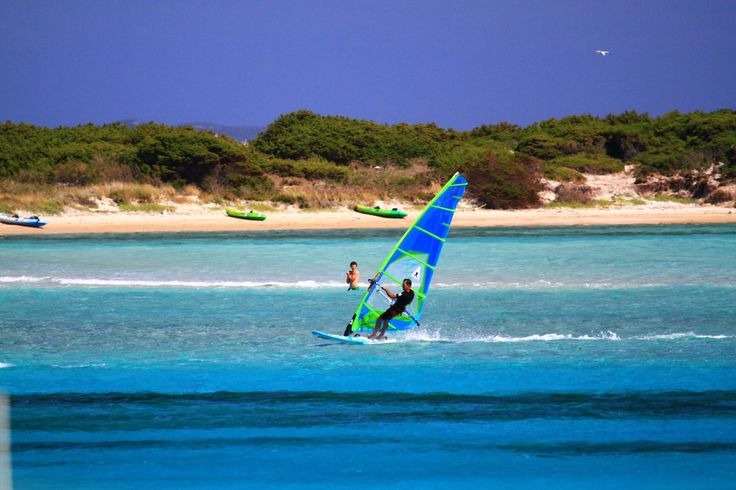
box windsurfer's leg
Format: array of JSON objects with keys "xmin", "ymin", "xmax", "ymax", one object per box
[
  {"xmin": 376, "ymin": 315, "xmax": 392, "ymax": 340},
  {"xmin": 368, "ymin": 318, "xmax": 382, "ymax": 339}
]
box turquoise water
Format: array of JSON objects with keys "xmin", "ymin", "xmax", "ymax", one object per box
[{"xmin": 1, "ymin": 225, "xmax": 736, "ymax": 489}]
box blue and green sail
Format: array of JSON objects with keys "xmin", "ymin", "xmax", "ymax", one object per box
[{"xmin": 346, "ymin": 172, "xmax": 468, "ymax": 334}]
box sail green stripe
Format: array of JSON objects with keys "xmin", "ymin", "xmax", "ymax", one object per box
[
  {"xmin": 414, "ymin": 225, "xmax": 446, "ymax": 242},
  {"xmin": 381, "ymin": 270, "xmax": 403, "ymax": 286},
  {"xmin": 430, "ymin": 204, "xmax": 457, "ymax": 213},
  {"xmin": 397, "ymin": 248, "xmax": 436, "ymax": 270}
]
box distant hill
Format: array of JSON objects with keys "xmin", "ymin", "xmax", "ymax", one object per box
[
  {"xmin": 184, "ymin": 123, "xmax": 265, "ymax": 142},
  {"xmin": 117, "ymin": 120, "xmax": 265, "ymax": 142}
]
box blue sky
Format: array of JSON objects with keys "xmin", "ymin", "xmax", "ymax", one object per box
[{"xmin": 2, "ymin": 0, "xmax": 735, "ymax": 130}]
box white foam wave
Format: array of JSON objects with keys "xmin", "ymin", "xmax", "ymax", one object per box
[
  {"xmin": 398, "ymin": 330, "xmax": 732, "ymax": 343},
  {"xmin": 57, "ymin": 278, "xmax": 345, "ymax": 289},
  {"xmin": 400, "ymin": 329, "xmax": 621, "ymax": 343},
  {"xmin": 1, "ymin": 275, "xmax": 346, "ymax": 289},
  {"xmin": 432, "ymin": 281, "xmax": 735, "ymax": 290},
  {"xmin": 483, "ymin": 331, "xmax": 622, "ymax": 343},
  {"xmin": 633, "ymin": 332, "xmax": 731, "ymax": 340},
  {"xmin": 0, "ymin": 275, "xmax": 46, "ymax": 284},
  {"xmin": 0, "ymin": 362, "xmax": 14, "ymax": 369},
  {"xmin": 433, "ymin": 280, "xmax": 568, "ymax": 289},
  {"xmin": 50, "ymin": 363, "xmax": 108, "ymax": 369}
]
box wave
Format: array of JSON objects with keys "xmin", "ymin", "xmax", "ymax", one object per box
[
  {"xmin": 49, "ymin": 363, "xmax": 108, "ymax": 369},
  {"xmin": 433, "ymin": 280, "xmax": 736, "ymax": 290},
  {"xmin": 498, "ymin": 441, "xmax": 736, "ymax": 455},
  {"xmin": 402, "ymin": 329, "xmax": 620, "ymax": 343},
  {"xmin": 400, "ymin": 329, "xmax": 733, "ymax": 343},
  {"xmin": 13, "ymin": 438, "xmax": 736, "ymax": 456},
  {"xmin": 0, "ymin": 275, "xmax": 345, "ymax": 289},
  {"xmin": 395, "ymin": 331, "xmax": 736, "ymax": 345},
  {"xmin": 633, "ymin": 332, "xmax": 731, "ymax": 340},
  {"xmin": 4, "ymin": 275, "xmax": 734, "ymax": 290},
  {"xmin": 57, "ymin": 278, "xmax": 345, "ymax": 289},
  {"xmin": 11, "ymin": 390, "xmax": 736, "ymax": 433},
  {"xmin": 0, "ymin": 362, "xmax": 13, "ymax": 369},
  {"xmin": 0, "ymin": 275, "xmax": 45, "ymax": 284}
]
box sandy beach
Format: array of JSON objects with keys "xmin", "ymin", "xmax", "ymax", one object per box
[{"xmin": 2, "ymin": 203, "xmax": 735, "ymax": 235}]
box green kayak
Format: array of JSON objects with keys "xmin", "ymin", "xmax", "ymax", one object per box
[
  {"xmin": 226, "ymin": 208, "xmax": 267, "ymax": 221},
  {"xmin": 354, "ymin": 204, "xmax": 407, "ymax": 219}
]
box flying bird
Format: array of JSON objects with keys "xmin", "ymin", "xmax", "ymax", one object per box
[{"xmin": 595, "ymin": 50, "xmax": 610, "ymax": 56}]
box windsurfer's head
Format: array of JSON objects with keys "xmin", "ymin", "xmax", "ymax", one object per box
[{"xmin": 402, "ymin": 278, "xmax": 412, "ymax": 290}]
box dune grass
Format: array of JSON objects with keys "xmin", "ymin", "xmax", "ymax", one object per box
[{"xmin": 0, "ymin": 162, "xmax": 441, "ymax": 215}]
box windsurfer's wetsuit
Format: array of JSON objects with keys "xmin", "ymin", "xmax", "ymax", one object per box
[{"xmin": 379, "ymin": 289, "xmax": 414, "ymax": 320}]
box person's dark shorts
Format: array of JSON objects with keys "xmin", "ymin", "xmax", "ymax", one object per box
[{"xmin": 379, "ymin": 308, "xmax": 401, "ymax": 320}]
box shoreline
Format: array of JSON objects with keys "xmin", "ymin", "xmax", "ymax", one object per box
[{"xmin": 2, "ymin": 203, "xmax": 735, "ymax": 235}]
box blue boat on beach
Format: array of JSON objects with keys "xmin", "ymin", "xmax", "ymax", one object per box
[{"xmin": 0, "ymin": 214, "xmax": 46, "ymax": 228}]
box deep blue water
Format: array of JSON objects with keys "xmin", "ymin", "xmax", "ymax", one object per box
[{"xmin": 1, "ymin": 225, "xmax": 736, "ymax": 488}]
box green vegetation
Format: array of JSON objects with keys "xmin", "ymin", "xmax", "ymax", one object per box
[
  {"xmin": 462, "ymin": 153, "xmax": 543, "ymax": 209},
  {"xmin": 118, "ymin": 203, "xmax": 175, "ymax": 213},
  {"xmin": 545, "ymin": 201, "xmax": 598, "ymax": 209},
  {"xmin": 1, "ymin": 109, "xmax": 735, "ymax": 213},
  {"xmin": 546, "ymin": 198, "xmax": 648, "ymax": 209},
  {"xmin": 650, "ymin": 195, "xmax": 700, "ymax": 205},
  {"xmin": 254, "ymin": 110, "xmax": 462, "ymax": 166}
]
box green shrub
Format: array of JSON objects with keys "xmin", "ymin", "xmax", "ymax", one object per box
[
  {"xmin": 546, "ymin": 201, "xmax": 595, "ymax": 209},
  {"xmin": 38, "ymin": 200, "xmax": 65, "ymax": 215},
  {"xmin": 604, "ymin": 129, "xmax": 649, "ymax": 161},
  {"xmin": 262, "ymin": 157, "xmax": 350, "ymax": 182},
  {"xmin": 272, "ymin": 193, "xmax": 297, "ymax": 205},
  {"xmin": 254, "ymin": 110, "xmax": 460, "ymax": 166},
  {"xmin": 0, "ymin": 121, "xmax": 254, "ymax": 190},
  {"xmin": 555, "ymin": 183, "xmax": 593, "ymax": 204},
  {"xmin": 515, "ymin": 134, "xmax": 570, "ymax": 160},
  {"xmin": 296, "ymin": 196, "xmax": 310, "ymax": 209},
  {"xmin": 133, "ymin": 187, "xmax": 156, "ymax": 203},
  {"xmin": 119, "ymin": 203, "xmax": 173, "ymax": 213},
  {"xmin": 548, "ymin": 153, "xmax": 624, "ymax": 174},
  {"xmin": 543, "ymin": 166, "xmax": 586, "ymax": 183},
  {"xmin": 462, "ymin": 152, "xmax": 542, "ymax": 209},
  {"xmin": 108, "ymin": 187, "xmax": 129, "ymax": 205},
  {"xmin": 53, "ymin": 161, "xmax": 91, "ymax": 185},
  {"xmin": 433, "ymin": 141, "xmax": 492, "ymax": 176},
  {"xmin": 236, "ymin": 175, "xmax": 275, "ymax": 199}
]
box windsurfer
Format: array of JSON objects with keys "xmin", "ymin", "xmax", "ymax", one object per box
[
  {"xmin": 346, "ymin": 261, "xmax": 360, "ymax": 290},
  {"xmin": 368, "ymin": 278, "xmax": 414, "ymax": 340}
]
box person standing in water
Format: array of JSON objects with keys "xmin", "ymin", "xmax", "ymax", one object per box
[
  {"xmin": 346, "ymin": 261, "xmax": 360, "ymax": 290},
  {"xmin": 368, "ymin": 278, "xmax": 414, "ymax": 340}
]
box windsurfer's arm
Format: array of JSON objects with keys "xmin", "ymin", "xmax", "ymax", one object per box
[{"xmin": 380, "ymin": 285, "xmax": 397, "ymax": 299}]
